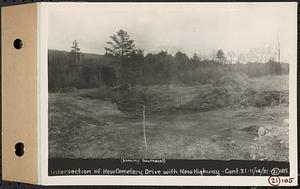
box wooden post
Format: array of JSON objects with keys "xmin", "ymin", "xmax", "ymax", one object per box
[
  {"xmin": 143, "ymin": 105, "xmax": 147, "ymax": 148},
  {"xmin": 279, "ymin": 79, "xmax": 282, "ymax": 105},
  {"xmin": 98, "ymin": 69, "xmax": 101, "ymax": 96}
]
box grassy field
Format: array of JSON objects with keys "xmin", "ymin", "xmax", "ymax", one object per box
[{"xmin": 49, "ymin": 75, "xmax": 289, "ymax": 161}]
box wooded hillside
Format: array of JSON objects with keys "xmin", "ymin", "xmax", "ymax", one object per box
[{"xmin": 48, "ymin": 49, "xmax": 289, "ymax": 92}]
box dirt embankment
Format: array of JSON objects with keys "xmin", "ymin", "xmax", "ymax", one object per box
[
  {"xmin": 49, "ymin": 91, "xmax": 289, "ymax": 160},
  {"xmin": 114, "ymin": 73, "xmax": 288, "ymax": 113},
  {"xmin": 49, "ymin": 74, "xmax": 289, "ymax": 160}
]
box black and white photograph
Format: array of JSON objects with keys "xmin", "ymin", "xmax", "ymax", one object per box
[{"xmin": 47, "ymin": 3, "xmax": 296, "ymax": 175}]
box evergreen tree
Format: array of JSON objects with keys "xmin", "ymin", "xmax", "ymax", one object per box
[
  {"xmin": 71, "ymin": 40, "xmax": 80, "ymax": 53},
  {"xmin": 104, "ymin": 29, "xmax": 137, "ymax": 58},
  {"xmin": 71, "ymin": 40, "xmax": 81, "ymax": 62}
]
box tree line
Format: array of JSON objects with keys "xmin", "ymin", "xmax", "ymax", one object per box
[{"xmin": 48, "ymin": 30, "xmax": 289, "ymax": 92}]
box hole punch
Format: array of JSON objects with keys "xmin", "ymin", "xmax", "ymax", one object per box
[
  {"xmin": 15, "ymin": 142, "xmax": 24, "ymax": 157},
  {"xmin": 13, "ymin": 39, "xmax": 23, "ymax": 49}
]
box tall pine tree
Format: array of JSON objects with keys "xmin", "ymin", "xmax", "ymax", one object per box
[
  {"xmin": 104, "ymin": 30, "xmax": 137, "ymax": 57},
  {"xmin": 71, "ymin": 40, "xmax": 81, "ymax": 63}
]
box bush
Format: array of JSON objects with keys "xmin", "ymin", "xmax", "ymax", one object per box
[{"xmin": 250, "ymin": 126, "xmax": 288, "ymax": 161}]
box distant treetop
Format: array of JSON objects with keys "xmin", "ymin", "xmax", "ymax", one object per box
[{"xmin": 71, "ymin": 40, "xmax": 80, "ymax": 53}]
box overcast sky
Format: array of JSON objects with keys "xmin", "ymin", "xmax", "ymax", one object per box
[{"xmin": 48, "ymin": 3, "xmax": 297, "ymax": 63}]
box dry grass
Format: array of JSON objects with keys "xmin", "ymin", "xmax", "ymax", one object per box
[{"xmin": 248, "ymin": 75, "xmax": 289, "ymax": 91}]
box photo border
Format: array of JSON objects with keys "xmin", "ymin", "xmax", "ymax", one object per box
[{"xmin": 39, "ymin": 2, "xmax": 298, "ymax": 186}]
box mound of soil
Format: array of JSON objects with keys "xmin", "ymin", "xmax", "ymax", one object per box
[
  {"xmin": 113, "ymin": 73, "xmax": 288, "ymax": 113},
  {"xmin": 115, "ymin": 85, "xmax": 209, "ymax": 113},
  {"xmin": 182, "ymin": 87, "xmax": 241, "ymax": 111},
  {"xmin": 240, "ymin": 89, "xmax": 289, "ymax": 107},
  {"xmin": 185, "ymin": 87, "xmax": 288, "ymax": 111},
  {"xmin": 213, "ymin": 72, "xmax": 249, "ymax": 91}
]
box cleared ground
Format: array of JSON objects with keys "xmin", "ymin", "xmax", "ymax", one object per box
[{"xmin": 49, "ymin": 75, "xmax": 289, "ymax": 161}]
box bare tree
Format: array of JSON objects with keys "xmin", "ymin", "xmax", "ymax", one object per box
[
  {"xmin": 227, "ymin": 51, "xmax": 236, "ymax": 64},
  {"xmin": 277, "ymin": 36, "xmax": 281, "ymax": 64}
]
